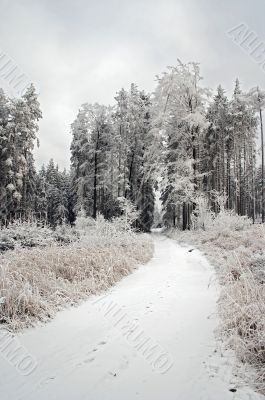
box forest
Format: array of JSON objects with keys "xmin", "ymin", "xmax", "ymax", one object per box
[
  {"xmin": 1, "ymin": 61, "xmax": 265, "ymax": 398},
  {"xmin": 1, "ymin": 61, "xmax": 264, "ymax": 232}
]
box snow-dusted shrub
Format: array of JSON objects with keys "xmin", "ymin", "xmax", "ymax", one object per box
[
  {"xmin": 188, "ymin": 190, "xmax": 251, "ymax": 233},
  {"xmin": 0, "ymin": 221, "xmax": 55, "ymax": 250},
  {"xmin": 74, "ymin": 208, "xmax": 96, "ymax": 232},
  {"xmin": 0, "ymin": 202, "xmax": 142, "ymax": 253},
  {"xmin": 53, "ymin": 223, "xmax": 78, "ymax": 244},
  {"xmin": 191, "ymin": 194, "xmax": 214, "ymax": 230},
  {"xmin": 113, "ymin": 197, "xmax": 140, "ymax": 231},
  {"xmin": 74, "ymin": 210, "xmax": 141, "ymax": 249},
  {"xmin": 0, "ymin": 220, "xmax": 78, "ymax": 251},
  {"xmin": 249, "ymin": 254, "xmax": 265, "ymax": 283},
  {"xmin": 211, "ymin": 210, "xmax": 251, "ymax": 233}
]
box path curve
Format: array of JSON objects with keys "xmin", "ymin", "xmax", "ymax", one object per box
[{"xmin": 0, "ymin": 234, "xmax": 263, "ymax": 400}]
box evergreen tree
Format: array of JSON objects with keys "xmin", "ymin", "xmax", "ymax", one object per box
[
  {"xmin": 0, "ymin": 84, "xmax": 41, "ymax": 222},
  {"xmin": 155, "ymin": 62, "xmax": 209, "ymax": 229}
]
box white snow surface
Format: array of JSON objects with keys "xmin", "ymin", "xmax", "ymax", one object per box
[{"xmin": 1, "ymin": 234, "xmax": 264, "ymax": 400}]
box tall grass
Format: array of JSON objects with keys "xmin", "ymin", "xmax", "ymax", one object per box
[
  {"xmin": 168, "ymin": 215, "xmax": 265, "ymax": 394},
  {"xmin": 0, "ymin": 216, "xmax": 153, "ymax": 330}
]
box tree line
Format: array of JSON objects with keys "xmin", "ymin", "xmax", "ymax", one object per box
[
  {"xmin": 0, "ymin": 61, "xmax": 264, "ymax": 230},
  {"xmin": 157, "ymin": 62, "xmax": 265, "ymax": 229}
]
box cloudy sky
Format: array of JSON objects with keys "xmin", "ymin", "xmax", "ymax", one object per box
[{"xmin": 0, "ymin": 0, "xmax": 265, "ymax": 168}]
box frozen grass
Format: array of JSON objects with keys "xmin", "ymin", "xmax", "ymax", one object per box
[
  {"xmin": 168, "ymin": 214, "xmax": 265, "ymax": 394},
  {"xmin": 0, "ymin": 217, "xmax": 153, "ymax": 331}
]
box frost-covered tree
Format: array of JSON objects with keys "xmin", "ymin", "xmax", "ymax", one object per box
[
  {"xmin": 0, "ymin": 84, "xmax": 41, "ymax": 223},
  {"xmin": 1, "ymin": 61, "xmax": 263, "ymax": 231},
  {"xmin": 228, "ymin": 80, "xmax": 257, "ymax": 219},
  {"xmin": 70, "ymin": 104, "xmax": 91, "ymax": 214},
  {"xmin": 118, "ymin": 85, "xmax": 156, "ymax": 231},
  {"xmin": 155, "ymin": 61, "xmax": 210, "ymax": 229},
  {"xmin": 71, "ymin": 103, "xmax": 113, "ymax": 218},
  {"xmin": 70, "ymin": 86, "xmax": 156, "ymax": 231},
  {"xmin": 44, "ymin": 159, "xmax": 71, "ymax": 226},
  {"xmin": 203, "ymin": 85, "xmax": 231, "ymax": 205},
  {"xmin": 0, "ymin": 89, "xmax": 12, "ymax": 222},
  {"xmin": 243, "ymin": 87, "xmax": 265, "ymax": 222},
  {"xmin": 35, "ymin": 165, "xmax": 48, "ymax": 221}
]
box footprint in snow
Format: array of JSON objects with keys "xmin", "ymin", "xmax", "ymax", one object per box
[
  {"xmin": 76, "ymin": 355, "xmax": 96, "ymax": 367},
  {"xmin": 120, "ymin": 357, "xmax": 129, "ymax": 370},
  {"xmin": 75, "ymin": 346, "xmax": 100, "ymax": 367},
  {"xmin": 38, "ymin": 376, "xmax": 56, "ymax": 387}
]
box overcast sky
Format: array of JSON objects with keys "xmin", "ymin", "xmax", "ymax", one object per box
[{"xmin": 0, "ymin": 0, "xmax": 265, "ymax": 168}]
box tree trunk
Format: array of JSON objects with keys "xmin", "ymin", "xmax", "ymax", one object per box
[
  {"xmin": 93, "ymin": 129, "xmax": 100, "ymax": 219},
  {"xmin": 182, "ymin": 202, "xmax": 187, "ymax": 230},
  {"xmin": 260, "ymin": 108, "xmax": 264, "ymax": 223}
]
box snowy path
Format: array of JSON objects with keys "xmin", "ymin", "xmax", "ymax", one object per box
[{"xmin": 1, "ymin": 234, "xmax": 264, "ymax": 400}]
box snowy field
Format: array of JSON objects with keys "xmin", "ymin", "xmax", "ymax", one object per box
[{"xmin": 0, "ymin": 233, "xmax": 263, "ymax": 400}]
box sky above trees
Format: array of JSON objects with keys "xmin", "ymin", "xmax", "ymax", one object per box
[{"xmin": 0, "ymin": 0, "xmax": 264, "ymax": 168}]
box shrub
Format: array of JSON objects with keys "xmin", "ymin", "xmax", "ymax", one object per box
[
  {"xmin": 211, "ymin": 210, "xmax": 251, "ymax": 233},
  {"xmin": 0, "ymin": 221, "xmax": 55, "ymax": 250}
]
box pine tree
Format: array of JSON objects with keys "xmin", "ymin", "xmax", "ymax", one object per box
[
  {"xmin": 35, "ymin": 165, "xmax": 48, "ymax": 221},
  {"xmin": 70, "ymin": 104, "xmax": 113, "ymax": 219},
  {"xmin": 203, "ymin": 85, "xmax": 231, "ymax": 210},
  {"xmin": 0, "ymin": 84, "xmax": 41, "ymax": 222},
  {"xmin": 70, "ymin": 104, "xmax": 91, "ymax": 214},
  {"xmin": 0, "ymin": 89, "xmax": 11, "ymax": 223},
  {"xmin": 229, "ymin": 80, "xmax": 257, "ymax": 219},
  {"xmin": 155, "ymin": 62, "xmax": 209, "ymax": 229},
  {"xmin": 244, "ymin": 87, "xmax": 265, "ymax": 222}
]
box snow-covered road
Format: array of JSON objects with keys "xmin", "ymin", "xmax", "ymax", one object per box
[{"xmin": 1, "ymin": 234, "xmax": 264, "ymax": 400}]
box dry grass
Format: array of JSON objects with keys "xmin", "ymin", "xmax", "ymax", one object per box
[
  {"xmin": 168, "ymin": 221, "xmax": 265, "ymax": 394},
  {"xmin": 0, "ymin": 220, "xmax": 153, "ymax": 331}
]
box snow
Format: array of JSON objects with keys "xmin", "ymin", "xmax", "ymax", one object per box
[{"xmin": 0, "ymin": 233, "xmax": 264, "ymax": 400}]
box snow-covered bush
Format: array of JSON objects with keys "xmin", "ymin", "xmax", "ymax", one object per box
[
  {"xmin": 0, "ymin": 221, "xmax": 55, "ymax": 250},
  {"xmin": 191, "ymin": 194, "xmax": 214, "ymax": 230},
  {"xmin": 0, "ymin": 207, "xmax": 147, "ymax": 252},
  {"xmin": 114, "ymin": 197, "xmax": 140, "ymax": 231},
  {"xmin": 74, "ymin": 208, "xmax": 96, "ymax": 232},
  {"xmin": 211, "ymin": 210, "xmax": 251, "ymax": 233},
  {"xmin": 190, "ymin": 191, "xmax": 251, "ymax": 233},
  {"xmin": 53, "ymin": 222, "xmax": 78, "ymax": 244},
  {"xmin": 72, "ymin": 204, "xmax": 141, "ymax": 249}
]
